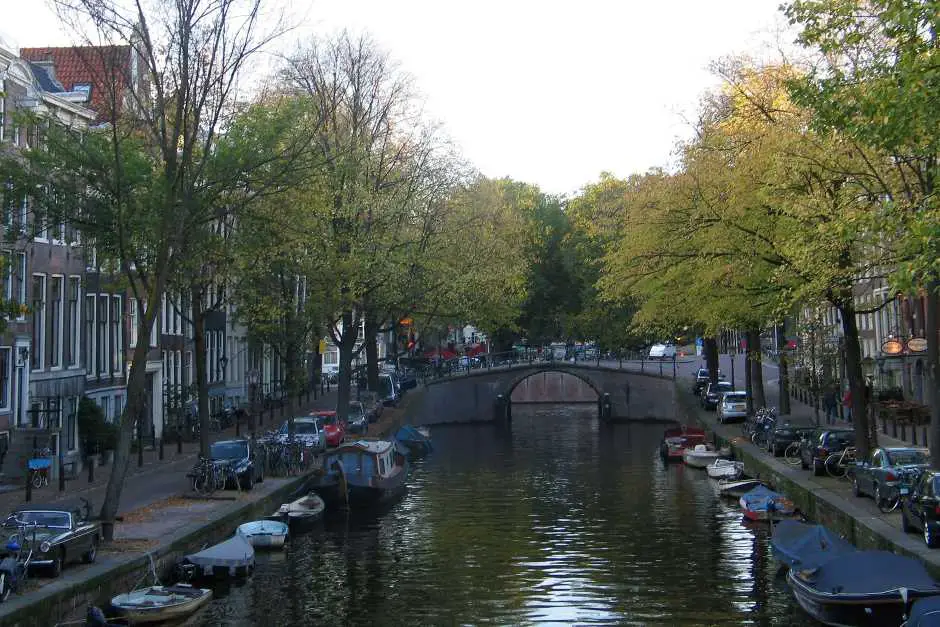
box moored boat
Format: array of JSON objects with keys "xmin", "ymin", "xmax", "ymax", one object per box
[
  {"xmin": 739, "ymin": 485, "xmax": 797, "ymax": 521},
  {"xmin": 395, "ymin": 425, "xmax": 433, "ymax": 459},
  {"xmin": 706, "ymin": 459, "xmax": 743, "ymax": 480},
  {"xmin": 718, "ymin": 478, "xmax": 768, "ymax": 498},
  {"xmin": 310, "ymin": 439, "xmax": 409, "ymax": 508},
  {"xmin": 904, "ymin": 596, "xmax": 940, "ymax": 626},
  {"xmin": 238, "ymin": 520, "xmax": 289, "ymax": 549},
  {"xmin": 659, "ymin": 426, "xmax": 706, "ymax": 462},
  {"xmin": 788, "ymin": 550, "xmax": 940, "ymax": 626},
  {"xmin": 265, "ymin": 493, "xmax": 325, "ymax": 531},
  {"xmin": 110, "ymin": 583, "xmax": 212, "ymax": 624},
  {"xmin": 177, "ymin": 533, "xmax": 254, "ymax": 580},
  {"xmin": 683, "ymin": 443, "xmax": 727, "ymax": 469},
  {"xmin": 770, "ymin": 519, "xmax": 855, "ymax": 572}
]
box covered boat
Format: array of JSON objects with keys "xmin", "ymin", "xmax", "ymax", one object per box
[
  {"xmin": 111, "ymin": 584, "xmax": 212, "ymax": 624},
  {"xmin": 904, "ymin": 597, "xmax": 940, "ymax": 626},
  {"xmin": 659, "ymin": 426, "xmax": 707, "ymax": 462},
  {"xmin": 310, "ymin": 439, "xmax": 409, "ymax": 508},
  {"xmin": 788, "ymin": 550, "xmax": 940, "ymax": 626},
  {"xmin": 718, "ymin": 478, "xmax": 768, "ymax": 498},
  {"xmin": 770, "ymin": 520, "xmax": 855, "ymax": 572},
  {"xmin": 706, "ymin": 459, "xmax": 743, "ymax": 480},
  {"xmin": 265, "ymin": 493, "xmax": 325, "ymax": 531},
  {"xmin": 395, "ymin": 425, "xmax": 433, "ymax": 459},
  {"xmin": 178, "ymin": 533, "xmax": 254, "ymax": 580},
  {"xmin": 238, "ymin": 520, "xmax": 289, "ymax": 549},
  {"xmin": 739, "ymin": 485, "xmax": 797, "ymax": 521},
  {"xmin": 683, "ymin": 443, "xmax": 726, "ymax": 469}
]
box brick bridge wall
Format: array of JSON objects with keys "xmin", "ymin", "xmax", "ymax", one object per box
[{"xmin": 409, "ymin": 364, "xmax": 677, "ymax": 425}]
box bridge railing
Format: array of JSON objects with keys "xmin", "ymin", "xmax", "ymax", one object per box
[{"xmin": 417, "ymin": 348, "xmax": 690, "ymax": 384}]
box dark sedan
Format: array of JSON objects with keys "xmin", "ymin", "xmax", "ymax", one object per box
[
  {"xmin": 210, "ymin": 439, "xmax": 263, "ymax": 490},
  {"xmin": 2, "ymin": 504, "xmax": 99, "ymax": 577},
  {"xmin": 901, "ymin": 469, "xmax": 940, "ymax": 547},
  {"xmin": 701, "ymin": 381, "xmax": 733, "ymax": 410},
  {"xmin": 692, "ymin": 368, "xmax": 724, "ymax": 396},
  {"xmin": 799, "ymin": 428, "xmax": 855, "ymax": 476},
  {"xmin": 766, "ymin": 424, "xmax": 815, "ymax": 457},
  {"xmin": 850, "ymin": 447, "xmax": 928, "ymax": 507}
]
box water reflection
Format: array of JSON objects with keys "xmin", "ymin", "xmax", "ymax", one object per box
[{"xmin": 195, "ymin": 405, "xmax": 813, "ymax": 626}]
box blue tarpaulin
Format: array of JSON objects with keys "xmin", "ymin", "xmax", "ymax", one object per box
[
  {"xmin": 771, "ymin": 520, "xmax": 855, "ymax": 571},
  {"xmin": 805, "ymin": 551, "xmax": 939, "ymax": 595},
  {"xmin": 906, "ymin": 596, "xmax": 940, "ymax": 626}
]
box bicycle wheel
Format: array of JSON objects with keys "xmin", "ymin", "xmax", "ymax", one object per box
[
  {"xmin": 784, "ymin": 442, "xmax": 802, "ymax": 466},
  {"xmin": 825, "ymin": 454, "xmax": 848, "ymax": 479},
  {"xmin": 875, "ymin": 484, "xmax": 899, "ymax": 514},
  {"xmin": 214, "ymin": 468, "xmax": 226, "ymax": 491},
  {"xmin": 31, "ymin": 472, "xmax": 43, "ymax": 490},
  {"xmin": 751, "ymin": 431, "xmax": 765, "ymax": 448},
  {"xmin": 193, "ymin": 470, "xmax": 210, "ymax": 495}
]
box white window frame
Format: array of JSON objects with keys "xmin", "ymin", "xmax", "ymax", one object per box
[
  {"xmin": 49, "ymin": 275, "xmax": 64, "ymax": 370},
  {"xmin": 112, "ymin": 294, "xmax": 123, "ymax": 375},
  {"xmin": 85, "ymin": 293, "xmax": 96, "ymax": 377},
  {"xmin": 0, "ymin": 347, "xmax": 11, "ymax": 412},
  {"xmin": 97, "ymin": 293, "xmax": 109, "ymax": 376},
  {"xmin": 31, "ymin": 274, "xmax": 46, "ymax": 372},
  {"xmin": 67, "ymin": 276, "xmax": 81, "ymax": 368},
  {"xmin": 149, "ymin": 299, "xmax": 158, "ymax": 347},
  {"xmin": 14, "ymin": 252, "xmax": 25, "ymax": 321},
  {"xmin": 129, "ymin": 298, "xmax": 139, "ymax": 347}
]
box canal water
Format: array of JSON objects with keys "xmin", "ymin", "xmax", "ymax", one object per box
[{"xmin": 195, "ymin": 405, "xmax": 814, "ymax": 626}]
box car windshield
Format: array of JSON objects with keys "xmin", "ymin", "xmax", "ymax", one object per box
[
  {"xmin": 210, "ymin": 441, "xmax": 248, "ymax": 460},
  {"xmin": 348, "ymin": 404, "xmax": 363, "ymax": 418},
  {"xmin": 279, "ymin": 419, "xmax": 321, "ymax": 435},
  {"xmin": 9, "ymin": 511, "xmax": 70, "ymax": 529},
  {"xmin": 888, "ymin": 450, "xmax": 928, "ymax": 466},
  {"xmin": 315, "ymin": 413, "xmax": 338, "ymax": 426},
  {"xmin": 827, "ymin": 432, "xmax": 854, "ymax": 447},
  {"xmin": 724, "ymin": 393, "xmax": 746, "ymax": 402}
]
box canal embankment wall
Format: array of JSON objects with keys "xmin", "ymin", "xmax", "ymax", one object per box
[
  {"xmin": 673, "ymin": 382, "xmax": 940, "ymax": 578},
  {"xmin": 2, "ymin": 474, "xmax": 310, "ymax": 627}
]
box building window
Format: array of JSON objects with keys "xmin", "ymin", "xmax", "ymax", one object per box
[
  {"xmin": 66, "ymin": 397, "xmax": 77, "ymax": 452},
  {"xmin": 15, "ymin": 253, "xmax": 25, "ymax": 317},
  {"xmin": 148, "ymin": 300, "xmax": 158, "ymax": 347},
  {"xmin": 114, "ymin": 394, "xmax": 123, "ymax": 419},
  {"xmin": 97, "ymin": 295, "xmax": 109, "ymax": 375},
  {"xmin": 0, "ymin": 347, "xmax": 10, "ymax": 411},
  {"xmin": 67, "ymin": 277, "xmax": 80, "ymax": 367},
  {"xmin": 128, "ymin": 298, "xmax": 139, "ymax": 347},
  {"xmin": 111, "ymin": 295, "xmax": 122, "ymax": 373},
  {"xmin": 85, "ymin": 294, "xmax": 95, "ymax": 374},
  {"xmin": 30, "ymin": 275, "xmax": 46, "ymax": 371},
  {"xmin": 175, "ymin": 350, "xmax": 182, "ymax": 386},
  {"xmin": 100, "ymin": 396, "xmax": 110, "ymax": 423},
  {"xmin": 50, "ymin": 276, "xmax": 63, "ymax": 368},
  {"xmin": 186, "ymin": 351, "xmax": 193, "ymax": 386}
]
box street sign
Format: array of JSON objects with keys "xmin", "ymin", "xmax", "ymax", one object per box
[
  {"xmin": 881, "ymin": 339, "xmax": 904, "ymax": 355},
  {"xmin": 318, "ymin": 339, "xmax": 328, "ymax": 354},
  {"xmin": 907, "ymin": 337, "xmax": 927, "ymax": 353}
]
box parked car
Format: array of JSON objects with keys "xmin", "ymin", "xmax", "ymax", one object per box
[
  {"xmin": 692, "ymin": 368, "xmax": 725, "ymax": 395},
  {"xmin": 311, "ymin": 409, "xmax": 346, "ymax": 447},
  {"xmin": 901, "ymin": 468, "xmax": 940, "ymax": 547},
  {"xmin": 358, "ymin": 390, "xmax": 384, "ymax": 423},
  {"xmin": 347, "ymin": 401, "xmax": 368, "ymax": 434},
  {"xmin": 799, "ymin": 428, "xmax": 855, "ymax": 476},
  {"xmin": 2, "ymin": 502, "xmax": 100, "ymax": 577},
  {"xmin": 209, "ymin": 438, "xmax": 263, "ymax": 490},
  {"xmin": 274, "ymin": 417, "xmax": 326, "ymax": 453},
  {"xmin": 648, "ymin": 343, "xmax": 676, "ymax": 360},
  {"xmin": 716, "ymin": 391, "xmax": 748, "ymax": 423},
  {"xmin": 701, "ymin": 381, "xmax": 733, "ymax": 411},
  {"xmin": 378, "ymin": 373, "xmax": 400, "ymax": 407},
  {"xmin": 766, "ymin": 424, "xmax": 815, "ymax": 457},
  {"xmin": 849, "ymin": 447, "xmax": 929, "ymax": 505}
]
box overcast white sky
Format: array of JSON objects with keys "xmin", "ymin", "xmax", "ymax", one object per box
[{"xmin": 2, "ymin": 0, "xmax": 790, "ymax": 195}]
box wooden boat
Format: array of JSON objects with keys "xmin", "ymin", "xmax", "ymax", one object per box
[
  {"xmin": 237, "ymin": 520, "xmax": 289, "ymax": 549},
  {"xmin": 659, "ymin": 426, "xmax": 707, "ymax": 462},
  {"xmin": 395, "ymin": 425, "xmax": 433, "ymax": 459},
  {"xmin": 265, "ymin": 493, "xmax": 325, "ymax": 530},
  {"xmin": 788, "ymin": 550, "xmax": 940, "ymax": 626},
  {"xmin": 110, "ymin": 583, "xmax": 212, "ymax": 624},
  {"xmin": 310, "ymin": 439, "xmax": 409, "ymax": 508},
  {"xmin": 739, "ymin": 485, "xmax": 797, "ymax": 521},
  {"xmin": 683, "ymin": 443, "xmax": 727, "ymax": 468},
  {"xmin": 904, "ymin": 597, "xmax": 940, "ymax": 626},
  {"xmin": 718, "ymin": 478, "xmax": 768, "ymax": 499},
  {"xmin": 706, "ymin": 459, "xmax": 743, "ymax": 480},
  {"xmin": 177, "ymin": 533, "xmax": 254, "ymax": 580},
  {"xmin": 770, "ymin": 520, "xmax": 855, "ymax": 572}
]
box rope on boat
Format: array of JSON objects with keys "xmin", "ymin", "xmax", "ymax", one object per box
[{"xmin": 128, "ymin": 550, "xmax": 161, "ymax": 594}]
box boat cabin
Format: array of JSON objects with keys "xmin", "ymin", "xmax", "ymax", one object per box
[{"xmin": 328, "ymin": 440, "xmax": 403, "ymax": 482}]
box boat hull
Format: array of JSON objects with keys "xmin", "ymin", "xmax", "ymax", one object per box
[
  {"xmin": 718, "ymin": 479, "xmax": 768, "ymax": 498},
  {"xmin": 111, "ymin": 585, "xmax": 212, "ymax": 624},
  {"xmin": 238, "ymin": 521, "xmax": 289, "ymax": 549},
  {"xmin": 312, "ymin": 479, "xmax": 406, "ymax": 508},
  {"xmin": 788, "ymin": 569, "xmax": 937, "ymax": 627},
  {"xmin": 684, "ymin": 452, "xmax": 720, "ymax": 468}
]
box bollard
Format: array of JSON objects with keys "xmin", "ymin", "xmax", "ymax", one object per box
[
  {"xmin": 177, "ymin": 428, "xmax": 183, "ymax": 454},
  {"xmin": 59, "ymin": 456, "xmax": 66, "ymax": 492},
  {"xmin": 159, "ymin": 437, "xmax": 164, "ymax": 460},
  {"xmin": 88, "ymin": 456, "xmax": 95, "ymax": 483},
  {"xmin": 659, "ymin": 360, "xmax": 663, "ymax": 376},
  {"xmin": 138, "ymin": 429, "xmax": 144, "ymax": 467},
  {"xmin": 25, "ymin": 468, "xmax": 31, "ymax": 502},
  {"xmin": 235, "ymin": 416, "xmax": 241, "ymax": 438}
]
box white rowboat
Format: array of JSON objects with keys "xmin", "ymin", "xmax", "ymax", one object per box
[
  {"xmin": 111, "ymin": 584, "xmax": 212, "ymax": 624},
  {"xmin": 238, "ymin": 520, "xmax": 289, "ymax": 549},
  {"xmin": 683, "ymin": 444, "xmax": 727, "ymax": 468},
  {"xmin": 706, "ymin": 459, "xmax": 744, "ymax": 480}
]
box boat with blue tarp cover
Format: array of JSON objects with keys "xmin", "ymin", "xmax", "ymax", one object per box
[
  {"xmin": 395, "ymin": 425, "xmax": 433, "ymax": 458},
  {"xmin": 739, "ymin": 485, "xmax": 797, "ymax": 521},
  {"xmin": 177, "ymin": 533, "xmax": 254, "ymax": 580},
  {"xmin": 904, "ymin": 597, "xmax": 940, "ymax": 626},
  {"xmin": 770, "ymin": 520, "xmax": 855, "ymax": 571},
  {"xmin": 310, "ymin": 439, "xmax": 409, "ymax": 508},
  {"xmin": 788, "ymin": 550, "xmax": 940, "ymax": 626}
]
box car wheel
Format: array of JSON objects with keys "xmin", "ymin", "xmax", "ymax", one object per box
[
  {"xmin": 925, "ymin": 524, "xmax": 939, "ymax": 548},
  {"xmin": 851, "ymin": 477, "xmax": 861, "ymax": 497},
  {"xmin": 800, "ymin": 455, "xmax": 808, "ymax": 470},
  {"xmin": 901, "ymin": 508, "xmax": 913, "ymax": 533},
  {"xmin": 241, "ymin": 473, "xmax": 254, "ymax": 491},
  {"xmin": 812, "ymin": 460, "xmax": 823, "ymax": 476},
  {"xmin": 82, "ymin": 536, "xmax": 98, "ymax": 564},
  {"xmin": 0, "ymin": 572, "xmax": 10, "ymax": 603},
  {"xmin": 51, "ymin": 548, "xmax": 64, "ymax": 578}
]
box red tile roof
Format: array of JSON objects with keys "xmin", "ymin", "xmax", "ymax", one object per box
[{"xmin": 20, "ymin": 45, "xmax": 132, "ymax": 122}]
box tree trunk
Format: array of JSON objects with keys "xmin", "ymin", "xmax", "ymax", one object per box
[
  {"xmin": 99, "ymin": 293, "xmax": 161, "ymax": 540},
  {"xmin": 747, "ymin": 329, "xmax": 766, "ymax": 409},
  {"xmin": 779, "ymin": 351, "xmax": 791, "ymax": 416},
  {"xmin": 744, "ymin": 339, "xmax": 753, "ymax": 415},
  {"xmin": 837, "ymin": 299, "xmax": 871, "ymax": 459},
  {"xmin": 364, "ymin": 312, "xmax": 380, "ymax": 392},
  {"xmin": 192, "ymin": 287, "xmax": 210, "ymax": 459},
  {"xmin": 704, "ymin": 336, "xmax": 719, "ymax": 387},
  {"xmin": 335, "ymin": 310, "xmax": 356, "ymax": 424},
  {"xmin": 926, "ymin": 282, "xmax": 940, "ymax": 469}
]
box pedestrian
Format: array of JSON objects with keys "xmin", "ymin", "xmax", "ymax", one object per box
[
  {"xmin": 842, "ymin": 388, "xmax": 853, "ymax": 423},
  {"xmin": 823, "ymin": 387, "xmax": 837, "ymax": 425}
]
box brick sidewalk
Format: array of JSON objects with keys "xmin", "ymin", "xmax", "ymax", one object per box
[{"xmin": 0, "ymin": 389, "xmax": 338, "ymax": 515}]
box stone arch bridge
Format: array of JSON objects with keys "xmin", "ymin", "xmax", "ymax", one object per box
[{"xmin": 409, "ymin": 362, "xmax": 679, "ymax": 425}]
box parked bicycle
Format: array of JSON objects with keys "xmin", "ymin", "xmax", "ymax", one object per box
[
  {"xmin": 189, "ymin": 457, "xmax": 225, "ymax": 495},
  {"xmin": 875, "ymin": 466, "xmax": 925, "ymax": 514},
  {"xmin": 825, "ymin": 446, "xmax": 857, "ymax": 479}
]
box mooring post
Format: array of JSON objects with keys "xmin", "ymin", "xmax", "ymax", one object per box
[{"xmin": 603, "ymin": 393, "xmax": 612, "ymax": 421}]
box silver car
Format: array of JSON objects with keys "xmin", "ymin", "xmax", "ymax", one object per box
[
  {"xmin": 275, "ymin": 417, "xmax": 326, "ymax": 453},
  {"xmin": 717, "ymin": 391, "xmax": 749, "ymax": 423}
]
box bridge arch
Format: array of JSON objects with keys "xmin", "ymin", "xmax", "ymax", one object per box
[{"xmin": 501, "ymin": 367, "xmax": 603, "ymax": 402}]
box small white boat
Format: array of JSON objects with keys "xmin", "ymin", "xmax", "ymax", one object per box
[
  {"xmin": 266, "ymin": 492, "xmax": 325, "ymax": 529},
  {"xmin": 238, "ymin": 520, "xmax": 289, "ymax": 549},
  {"xmin": 111, "ymin": 584, "xmax": 212, "ymax": 624},
  {"xmin": 718, "ymin": 478, "xmax": 768, "ymax": 498},
  {"xmin": 683, "ymin": 443, "xmax": 727, "ymax": 468},
  {"xmin": 706, "ymin": 459, "xmax": 744, "ymax": 480}
]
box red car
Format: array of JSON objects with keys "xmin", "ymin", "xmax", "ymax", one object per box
[{"xmin": 311, "ymin": 409, "xmax": 346, "ymax": 448}]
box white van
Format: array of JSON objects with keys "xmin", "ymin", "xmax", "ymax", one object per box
[{"xmin": 648, "ymin": 343, "xmax": 677, "ymax": 360}]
